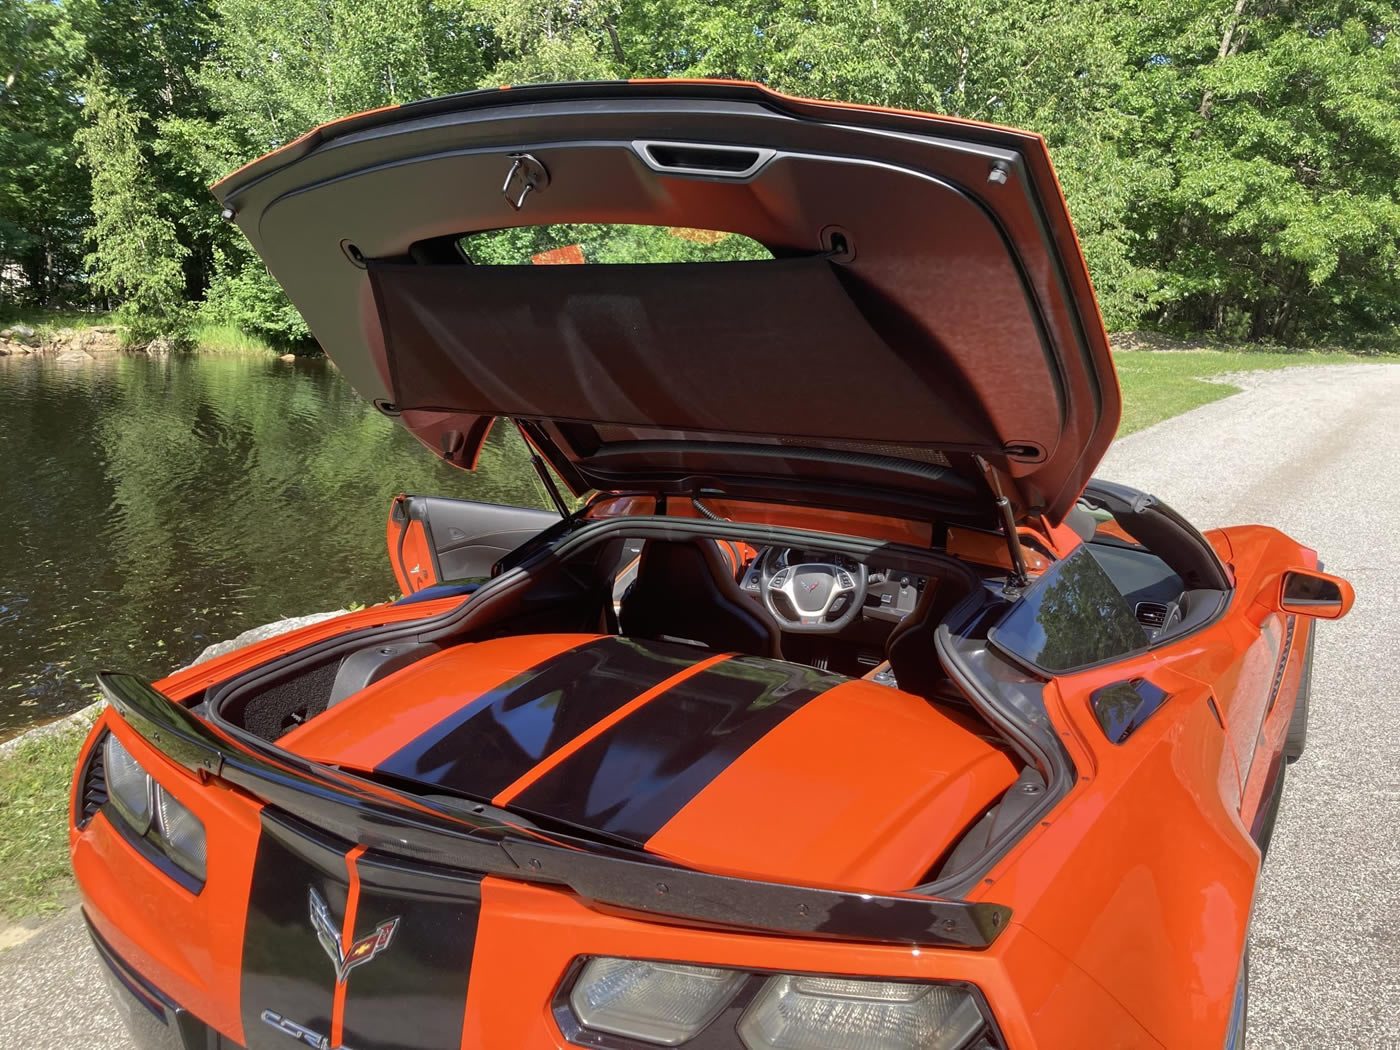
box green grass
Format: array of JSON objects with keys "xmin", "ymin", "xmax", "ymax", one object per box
[
  {"xmin": 188, "ymin": 322, "xmax": 279, "ymax": 356},
  {"xmin": 1114, "ymin": 349, "xmax": 1397, "ymax": 436},
  {"xmin": 0, "ymin": 721, "xmax": 92, "ymax": 920}
]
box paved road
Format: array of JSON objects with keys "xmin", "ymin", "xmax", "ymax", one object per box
[
  {"xmin": 1099, "ymin": 364, "xmax": 1400, "ymax": 1049},
  {"xmin": 2, "ymin": 364, "xmax": 1396, "ymax": 1049}
]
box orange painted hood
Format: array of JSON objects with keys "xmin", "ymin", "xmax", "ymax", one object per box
[{"xmin": 280, "ymin": 635, "xmax": 1018, "ymax": 892}]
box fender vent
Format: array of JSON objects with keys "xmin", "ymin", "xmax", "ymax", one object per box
[
  {"xmin": 1135, "ymin": 602, "xmax": 1169, "ymax": 630},
  {"xmin": 78, "ymin": 733, "xmax": 108, "ymax": 827}
]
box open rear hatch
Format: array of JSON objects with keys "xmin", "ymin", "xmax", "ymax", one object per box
[{"xmin": 214, "ymin": 80, "xmax": 1119, "ymax": 525}]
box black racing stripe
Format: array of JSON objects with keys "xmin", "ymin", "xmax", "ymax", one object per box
[
  {"xmin": 339, "ymin": 854, "xmax": 482, "ymax": 1050},
  {"xmin": 241, "ymin": 812, "xmax": 350, "ymax": 1050},
  {"xmin": 376, "ymin": 636, "xmax": 699, "ymax": 799},
  {"xmin": 510, "ymin": 657, "xmax": 844, "ymax": 843}
]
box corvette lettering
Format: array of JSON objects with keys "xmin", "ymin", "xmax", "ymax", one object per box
[{"xmin": 309, "ymin": 886, "xmax": 399, "ymax": 984}]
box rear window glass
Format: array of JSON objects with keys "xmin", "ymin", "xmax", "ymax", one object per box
[
  {"xmin": 988, "ymin": 545, "xmax": 1148, "ymax": 674},
  {"xmin": 458, "ymin": 224, "xmax": 772, "ymax": 266}
]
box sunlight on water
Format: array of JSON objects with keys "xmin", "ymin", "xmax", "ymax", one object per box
[{"xmin": 0, "ymin": 354, "xmax": 547, "ymax": 739}]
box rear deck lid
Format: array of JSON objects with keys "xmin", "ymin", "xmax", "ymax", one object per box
[{"xmin": 213, "ymin": 80, "xmax": 1120, "ymax": 524}]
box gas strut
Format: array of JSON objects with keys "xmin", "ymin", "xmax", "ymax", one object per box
[
  {"xmin": 975, "ymin": 456, "xmax": 1031, "ymax": 591},
  {"xmin": 513, "ymin": 420, "xmax": 572, "ymax": 519}
]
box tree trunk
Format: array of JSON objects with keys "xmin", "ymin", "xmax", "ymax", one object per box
[{"xmin": 1195, "ymin": 0, "xmax": 1249, "ymax": 133}]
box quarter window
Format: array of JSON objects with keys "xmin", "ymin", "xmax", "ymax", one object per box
[{"xmin": 988, "ymin": 545, "xmax": 1148, "ymax": 674}]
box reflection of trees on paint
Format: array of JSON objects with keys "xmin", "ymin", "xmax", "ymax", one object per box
[{"xmin": 1033, "ymin": 551, "xmax": 1145, "ymax": 672}]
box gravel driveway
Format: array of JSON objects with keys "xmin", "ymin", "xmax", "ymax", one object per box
[
  {"xmin": 2, "ymin": 363, "xmax": 1396, "ymax": 1050},
  {"xmin": 1099, "ymin": 363, "xmax": 1400, "ymax": 1048}
]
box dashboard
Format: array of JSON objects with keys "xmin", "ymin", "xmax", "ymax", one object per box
[{"xmin": 740, "ymin": 546, "xmax": 928, "ymax": 627}]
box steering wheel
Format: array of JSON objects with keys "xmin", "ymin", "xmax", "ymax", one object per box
[{"xmin": 760, "ymin": 551, "xmax": 868, "ymax": 633}]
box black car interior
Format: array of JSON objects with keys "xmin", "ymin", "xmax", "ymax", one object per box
[
  {"xmin": 211, "ymin": 481, "xmax": 1231, "ymax": 756},
  {"xmin": 618, "ymin": 538, "xmax": 783, "ymax": 660}
]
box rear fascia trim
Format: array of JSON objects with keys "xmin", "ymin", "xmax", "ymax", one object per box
[{"xmin": 95, "ymin": 671, "xmax": 1012, "ymax": 949}]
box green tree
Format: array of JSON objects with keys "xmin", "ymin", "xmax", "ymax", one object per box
[
  {"xmin": 0, "ymin": 0, "xmax": 88, "ymax": 306},
  {"xmin": 5, "ymin": 0, "xmax": 1400, "ymax": 347},
  {"xmin": 72, "ymin": 0, "xmax": 222, "ymax": 297},
  {"xmin": 180, "ymin": 0, "xmax": 497, "ymax": 342},
  {"xmin": 75, "ymin": 69, "xmax": 189, "ymax": 340},
  {"xmin": 1117, "ymin": 0, "xmax": 1400, "ymax": 341}
]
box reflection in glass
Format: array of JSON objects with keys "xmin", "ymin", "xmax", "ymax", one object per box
[
  {"xmin": 990, "ymin": 547, "xmax": 1147, "ymax": 673},
  {"xmin": 1282, "ymin": 572, "xmax": 1342, "ymax": 606}
]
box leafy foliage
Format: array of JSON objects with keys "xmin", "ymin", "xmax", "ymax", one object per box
[
  {"xmin": 2, "ymin": 0, "xmax": 1398, "ymax": 344},
  {"xmin": 74, "ymin": 69, "xmax": 191, "ymax": 343},
  {"xmin": 460, "ymin": 224, "xmax": 772, "ymax": 265}
]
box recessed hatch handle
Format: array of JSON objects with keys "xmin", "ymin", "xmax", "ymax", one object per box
[{"xmin": 633, "ymin": 140, "xmax": 776, "ymax": 179}]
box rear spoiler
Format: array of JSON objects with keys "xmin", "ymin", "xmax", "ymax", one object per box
[{"xmin": 98, "ymin": 670, "xmax": 1011, "ymax": 949}]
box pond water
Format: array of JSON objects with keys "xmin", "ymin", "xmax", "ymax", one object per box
[{"xmin": 0, "ymin": 353, "xmax": 549, "ymax": 740}]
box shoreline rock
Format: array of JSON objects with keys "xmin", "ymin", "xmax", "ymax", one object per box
[{"xmin": 0, "ymin": 325, "xmax": 125, "ymax": 357}]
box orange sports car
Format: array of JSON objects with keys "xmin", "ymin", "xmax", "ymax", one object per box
[{"xmin": 70, "ymin": 81, "xmax": 1353, "ymax": 1050}]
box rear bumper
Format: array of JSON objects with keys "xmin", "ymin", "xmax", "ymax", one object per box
[{"xmin": 86, "ymin": 914, "xmax": 239, "ymax": 1050}]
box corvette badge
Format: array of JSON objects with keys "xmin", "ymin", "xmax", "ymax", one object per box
[{"xmin": 309, "ymin": 886, "xmax": 399, "ymax": 984}]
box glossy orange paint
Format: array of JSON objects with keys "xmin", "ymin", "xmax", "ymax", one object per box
[
  {"xmin": 386, "ymin": 499, "xmax": 436, "ymax": 595},
  {"xmin": 645, "ymin": 681, "xmax": 1018, "ymax": 891},
  {"xmin": 951, "ymin": 522, "xmax": 1327, "ymax": 1046},
  {"xmin": 69, "ymin": 516, "xmax": 1339, "ymax": 1049},
  {"xmin": 278, "ymin": 634, "xmax": 597, "ymax": 767},
  {"xmin": 330, "ymin": 845, "xmax": 369, "ymax": 1049},
  {"xmin": 70, "ymin": 713, "xmax": 264, "ymax": 1046},
  {"xmin": 587, "ymin": 494, "xmax": 936, "ymax": 548},
  {"xmin": 82, "ymin": 82, "xmax": 1342, "ymax": 1050},
  {"xmin": 946, "ymin": 526, "xmax": 1052, "ymax": 574},
  {"xmin": 461, "ymin": 876, "xmax": 1160, "ymax": 1047}
]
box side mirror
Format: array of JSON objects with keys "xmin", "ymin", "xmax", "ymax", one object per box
[{"xmin": 1278, "ymin": 568, "xmax": 1354, "ymax": 620}]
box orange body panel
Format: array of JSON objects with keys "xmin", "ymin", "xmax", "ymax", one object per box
[
  {"xmin": 70, "ymin": 517, "xmax": 1329, "ymax": 1049},
  {"xmin": 71, "ymin": 716, "xmax": 264, "ymax": 1046},
  {"xmin": 463, "ymin": 876, "xmax": 1160, "ymax": 1048},
  {"xmin": 646, "ymin": 681, "xmax": 1018, "ymax": 890},
  {"xmin": 278, "ymin": 633, "xmax": 597, "ymax": 766},
  {"xmin": 386, "ymin": 507, "xmax": 436, "ymax": 595},
  {"xmin": 972, "ymin": 670, "xmax": 1255, "ymax": 1043},
  {"xmin": 946, "ymin": 526, "xmax": 1052, "ymax": 575},
  {"xmin": 586, "ymin": 494, "xmax": 936, "ymax": 549}
]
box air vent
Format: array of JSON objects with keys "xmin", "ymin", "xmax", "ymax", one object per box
[
  {"xmin": 78, "ymin": 733, "xmax": 108, "ymax": 827},
  {"xmin": 1135, "ymin": 602, "xmax": 1168, "ymax": 630}
]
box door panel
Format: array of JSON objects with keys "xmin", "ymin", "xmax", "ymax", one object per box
[
  {"xmin": 1220, "ymin": 612, "xmax": 1285, "ymax": 788},
  {"xmin": 387, "ymin": 495, "xmax": 559, "ymax": 595}
]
